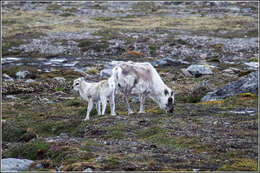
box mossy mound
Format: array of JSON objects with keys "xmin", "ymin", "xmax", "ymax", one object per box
[{"xmin": 3, "ymin": 139, "xmax": 51, "ymax": 160}]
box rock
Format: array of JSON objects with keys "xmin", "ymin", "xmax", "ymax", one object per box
[
  {"xmin": 25, "ymin": 79, "xmax": 36, "ymax": 83},
  {"xmin": 151, "ymin": 58, "xmax": 190, "ymax": 67},
  {"xmin": 6, "ymin": 95, "xmax": 19, "ymax": 100},
  {"xmin": 186, "ymin": 65, "xmax": 213, "ymax": 77},
  {"xmin": 110, "ymin": 61, "xmax": 124, "ymax": 66},
  {"xmin": 83, "ymin": 168, "xmax": 93, "ymax": 172},
  {"xmin": 244, "ymin": 62, "xmax": 259, "ymax": 70},
  {"xmin": 40, "ymin": 98, "xmax": 53, "ymax": 104},
  {"xmin": 100, "ymin": 68, "xmax": 112, "ymax": 78},
  {"xmin": 53, "ymin": 77, "xmax": 66, "ymax": 81},
  {"xmin": 181, "ymin": 68, "xmax": 192, "ymax": 77},
  {"xmin": 3, "ymin": 73, "xmax": 14, "ymax": 81},
  {"xmin": 201, "ymin": 71, "xmax": 258, "ymax": 101},
  {"xmin": 1, "ymin": 158, "xmax": 34, "ymax": 171},
  {"xmin": 199, "ymin": 53, "xmax": 207, "ymax": 59},
  {"xmin": 16, "ymin": 71, "xmax": 31, "ymax": 79},
  {"xmin": 2, "ymin": 57, "xmax": 23, "ymax": 64}
]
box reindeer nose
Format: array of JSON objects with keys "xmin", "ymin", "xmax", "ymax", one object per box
[
  {"xmin": 169, "ymin": 107, "xmax": 174, "ymax": 113},
  {"xmin": 168, "ymin": 97, "xmax": 173, "ymax": 104}
]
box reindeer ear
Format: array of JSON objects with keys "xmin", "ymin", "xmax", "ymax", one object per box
[{"xmin": 164, "ymin": 89, "xmax": 169, "ymax": 95}]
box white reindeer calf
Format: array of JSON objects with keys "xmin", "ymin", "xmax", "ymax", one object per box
[{"xmin": 72, "ymin": 77, "xmax": 116, "ymax": 121}]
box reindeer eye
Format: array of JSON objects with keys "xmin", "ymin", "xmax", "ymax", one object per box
[
  {"xmin": 171, "ymin": 91, "xmax": 174, "ymax": 96},
  {"xmin": 164, "ymin": 89, "xmax": 169, "ymax": 95},
  {"xmin": 75, "ymin": 83, "xmax": 79, "ymax": 86}
]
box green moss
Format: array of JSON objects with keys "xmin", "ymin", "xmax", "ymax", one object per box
[
  {"xmin": 246, "ymin": 29, "xmax": 258, "ymax": 37},
  {"xmin": 93, "ymin": 29, "xmax": 118, "ymax": 40},
  {"xmin": 107, "ymin": 130, "xmax": 124, "ymax": 139},
  {"xmin": 149, "ymin": 46, "xmax": 156, "ymax": 55},
  {"xmin": 3, "ymin": 139, "xmax": 51, "ymax": 160},
  {"xmin": 177, "ymin": 86, "xmax": 209, "ymax": 103},
  {"xmin": 2, "ymin": 122, "xmax": 27, "ymax": 142},
  {"xmin": 37, "ymin": 70, "xmax": 81, "ymax": 80},
  {"xmin": 219, "ymin": 94, "xmax": 258, "ymax": 109},
  {"xmin": 60, "ymin": 13, "xmax": 75, "ymax": 17},
  {"xmin": 48, "ymin": 145, "xmax": 94, "ymax": 165},
  {"xmin": 93, "ymin": 17, "xmax": 114, "ymax": 22},
  {"xmin": 101, "ymin": 157, "xmax": 121, "ymax": 170},
  {"xmin": 46, "ymin": 4, "xmax": 61, "ymax": 11},
  {"xmin": 150, "ymin": 135, "xmax": 195, "ymax": 149},
  {"xmin": 33, "ymin": 119, "xmax": 83, "ymax": 137},
  {"xmin": 3, "ymin": 66, "xmax": 37, "ymax": 78},
  {"xmin": 91, "ymin": 4, "xmax": 105, "ymax": 10},
  {"xmin": 2, "ymin": 40, "xmax": 22, "ymax": 56},
  {"xmin": 238, "ymin": 70, "xmax": 252, "ymax": 77},
  {"xmin": 135, "ymin": 126, "xmax": 164, "ymax": 139},
  {"xmin": 86, "ymin": 67, "xmax": 99, "ymax": 75},
  {"xmin": 219, "ymin": 158, "xmax": 258, "ymax": 171},
  {"xmin": 55, "ymin": 87, "xmax": 65, "ymax": 92},
  {"xmin": 238, "ymin": 93, "xmax": 257, "ymax": 98},
  {"xmin": 136, "ymin": 2, "xmax": 158, "ymax": 13},
  {"xmin": 70, "ymin": 122, "xmax": 87, "ymax": 137},
  {"xmin": 64, "ymin": 7, "xmax": 77, "ymax": 13},
  {"xmin": 78, "ymin": 39, "xmax": 109, "ymax": 52},
  {"xmin": 64, "ymin": 98, "xmax": 84, "ymax": 107},
  {"xmin": 248, "ymin": 57, "xmax": 258, "ymax": 62}
]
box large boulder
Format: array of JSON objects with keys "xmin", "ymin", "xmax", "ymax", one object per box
[
  {"xmin": 1, "ymin": 158, "xmax": 34, "ymax": 171},
  {"xmin": 201, "ymin": 71, "xmax": 258, "ymax": 101},
  {"xmin": 151, "ymin": 58, "xmax": 190, "ymax": 67},
  {"xmin": 186, "ymin": 65, "xmax": 213, "ymax": 77},
  {"xmin": 3, "ymin": 73, "xmax": 14, "ymax": 81},
  {"xmin": 16, "ymin": 71, "xmax": 31, "ymax": 79},
  {"xmin": 100, "ymin": 68, "xmax": 112, "ymax": 78}
]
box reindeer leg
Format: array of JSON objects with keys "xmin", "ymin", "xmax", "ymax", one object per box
[
  {"xmin": 138, "ymin": 93, "xmax": 146, "ymax": 114},
  {"xmin": 110, "ymin": 90, "xmax": 116, "ymax": 116},
  {"xmin": 124, "ymin": 93, "xmax": 134, "ymax": 114},
  {"xmin": 96, "ymin": 101, "xmax": 101, "ymax": 115},
  {"xmin": 101, "ymin": 97, "xmax": 107, "ymax": 115},
  {"xmin": 85, "ymin": 99, "xmax": 93, "ymax": 121}
]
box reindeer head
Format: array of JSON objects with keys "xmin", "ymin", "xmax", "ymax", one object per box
[
  {"xmin": 163, "ymin": 88, "xmax": 175, "ymax": 113},
  {"xmin": 72, "ymin": 77, "xmax": 84, "ymax": 92}
]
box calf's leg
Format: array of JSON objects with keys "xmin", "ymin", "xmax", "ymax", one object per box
[
  {"xmin": 101, "ymin": 97, "xmax": 107, "ymax": 115},
  {"xmin": 85, "ymin": 99, "xmax": 93, "ymax": 121}
]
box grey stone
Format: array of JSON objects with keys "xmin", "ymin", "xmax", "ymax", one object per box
[
  {"xmin": 244, "ymin": 62, "xmax": 259, "ymax": 70},
  {"xmin": 1, "ymin": 158, "xmax": 34, "ymax": 171},
  {"xmin": 83, "ymin": 168, "xmax": 93, "ymax": 172},
  {"xmin": 3, "ymin": 73, "xmax": 14, "ymax": 81},
  {"xmin": 186, "ymin": 65, "xmax": 213, "ymax": 77},
  {"xmin": 6, "ymin": 95, "xmax": 19, "ymax": 100},
  {"xmin": 181, "ymin": 68, "xmax": 192, "ymax": 77},
  {"xmin": 201, "ymin": 71, "xmax": 258, "ymax": 101},
  {"xmin": 53, "ymin": 77, "xmax": 66, "ymax": 81},
  {"xmin": 25, "ymin": 79, "xmax": 36, "ymax": 83},
  {"xmin": 100, "ymin": 68, "xmax": 112, "ymax": 78},
  {"xmin": 16, "ymin": 71, "xmax": 31, "ymax": 79},
  {"xmin": 151, "ymin": 58, "xmax": 190, "ymax": 67}
]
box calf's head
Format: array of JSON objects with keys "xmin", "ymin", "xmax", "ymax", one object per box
[{"xmin": 72, "ymin": 77, "xmax": 83, "ymax": 92}]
